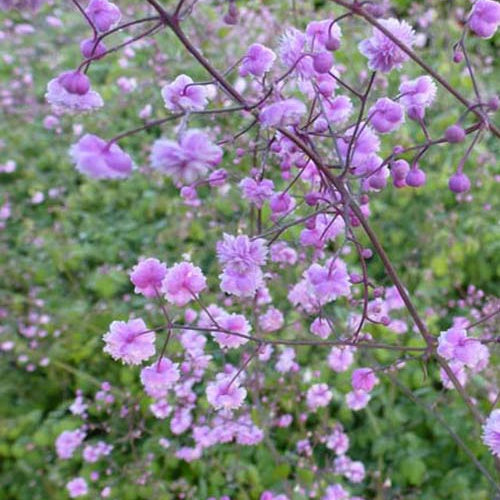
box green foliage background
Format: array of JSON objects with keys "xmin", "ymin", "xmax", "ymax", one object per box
[{"xmin": 0, "ymin": 1, "xmax": 498, "ymax": 499}]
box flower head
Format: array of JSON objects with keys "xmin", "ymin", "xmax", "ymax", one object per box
[
  {"xmin": 482, "ymin": 409, "xmax": 500, "ymax": 457},
  {"xmin": 85, "ymin": 0, "xmax": 121, "ymax": 32},
  {"xmin": 468, "ymin": 0, "xmax": 500, "ymax": 39},
  {"xmin": 259, "ymin": 98, "xmax": 306, "ymax": 128},
  {"xmin": 240, "ymin": 43, "xmax": 276, "ymax": 77},
  {"xmin": 103, "ymin": 318, "xmax": 155, "ymax": 365},
  {"xmin": 370, "ymin": 97, "xmax": 405, "ymax": 133},
  {"xmin": 399, "ymin": 76, "xmax": 437, "ymax": 120},
  {"xmin": 66, "ymin": 477, "xmax": 88, "ymax": 498},
  {"xmin": 206, "ymin": 375, "xmax": 247, "ymax": 410},
  {"xmin": 359, "ymin": 18, "xmax": 415, "ymax": 72},
  {"xmin": 130, "ymin": 258, "xmax": 167, "ymax": 298},
  {"xmin": 161, "ymin": 262, "xmax": 207, "ymax": 306},
  {"xmin": 140, "ymin": 357, "xmax": 180, "ymax": 398},
  {"xmin": 161, "ymin": 74, "xmax": 208, "ymax": 111},
  {"xmin": 69, "ymin": 134, "xmax": 133, "ymax": 179},
  {"xmin": 151, "ymin": 130, "xmax": 222, "ymax": 184},
  {"xmin": 46, "ymin": 72, "xmax": 103, "ymax": 113}
]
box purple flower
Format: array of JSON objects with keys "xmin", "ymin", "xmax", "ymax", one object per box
[
  {"xmin": 240, "ymin": 43, "xmax": 276, "ymax": 77},
  {"xmin": 69, "ymin": 134, "xmax": 133, "ymax": 179},
  {"xmin": 322, "ymin": 95, "xmax": 353, "ymax": 124},
  {"xmin": 346, "ymin": 390, "xmax": 370, "ymax": 411},
  {"xmin": 310, "ymin": 317, "xmax": 332, "ymax": 339},
  {"xmin": 352, "ymin": 368, "xmax": 378, "ymax": 392},
  {"xmin": 161, "ymin": 261, "xmax": 207, "ymax": 306},
  {"xmin": 259, "ymin": 98, "xmax": 307, "ymax": 128},
  {"xmin": 217, "ymin": 234, "xmax": 267, "ymax": 298},
  {"xmin": 239, "ymin": 177, "xmax": 275, "ymax": 208},
  {"xmin": 399, "ymin": 76, "xmax": 437, "ymax": 120},
  {"xmin": 130, "ymin": 257, "xmax": 167, "ymax": 298},
  {"xmin": 322, "ymin": 484, "xmax": 349, "ymax": 500},
  {"xmin": 85, "ymin": 0, "xmax": 121, "ymax": 32},
  {"xmin": 328, "ymin": 346, "xmax": 355, "ymax": 372},
  {"xmin": 259, "ymin": 307, "xmax": 284, "ymax": 332},
  {"xmin": 103, "ymin": 318, "xmax": 155, "ymax": 365},
  {"xmin": 279, "ymin": 28, "xmax": 314, "ymax": 78},
  {"xmin": 212, "ymin": 313, "xmax": 251, "ymax": 349},
  {"xmin": 306, "ymin": 383, "xmax": 333, "ymax": 410},
  {"xmin": 46, "ymin": 73, "xmax": 103, "ymax": 113},
  {"xmin": 55, "ymin": 429, "xmax": 86, "ymax": 459},
  {"xmin": 482, "ymin": 409, "xmax": 500, "ymax": 457},
  {"xmin": 206, "ymin": 375, "xmax": 247, "ymax": 410},
  {"xmin": 306, "ymin": 19, "xmax": 342, "ymax": 49},
  {"xmin": 370, "ymin": 97, "xmax": 405, "ymax": 133},
  {"xmin": 66, "ymin": 477, "xmax": 88, "ymax": 498},
  {"xmin": 151, "ymin": 129, "xmax": 223, "ymax": 184},
  {"xmin": 468, "ymin": 0, "xmax": 500, "ymax": 39},
  {"xmin": 140, "ymin": 357, "xmax": 180, "ymax": 398},
  {"xmin": 359, "ymin": 18, "xmax": 415, "ymax": 72},
  {"xmin": 161, "ymin": 74, "xmax": 208, "ymax": 111}
]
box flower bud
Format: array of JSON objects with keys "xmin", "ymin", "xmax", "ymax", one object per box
[
  {"xmin": 444, "ymin": 124, "xmax": 465, "ymax": 143},
  {"xmin": 58, "ymin": 71, "xmax": 90, "ymax": 95},
  {"xmin": 313, "ymin": 52, "xmax": 333, "ymax": 74},
  {"xmin": 406, "ymin": 166, "xmax": 426, "ymax": 187},
  {"xmin": 448, "ymin": 172, "xmax": 471, "ymax": 193},
  {"xmin": 325, "ymin": 36, "xmax": 340, "ymax": 51},
  {"xmin": 80, "ymin": 38, "xmax": 107, "ymax": 59}
]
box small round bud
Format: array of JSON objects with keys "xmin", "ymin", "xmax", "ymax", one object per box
[
  {"xmin": 391, "ymin": 159, "xmax": 410, "ymax": 183},
  {"xmin": 381, "ymin": 316, "xmax": 391, "ymax": 326},
  {"xmin": 223, "ymin": 13, "xmax": 237, "ymax": 25},
  {"xmin": 304, "ymin": 192, "xmax": 321, "ymax": 206},
  {"xmin": 373, "ymin": 287, "xmax": 384, "ymax": 298},
  {"xmin": 393, "ymin": 145, "xmax": 404, "ymax": 155},
  {"xmin": 80, "ymin": 38, "xmax": 107, "ymax": 59},
  {"xmin": 361, "ymin": 248, "xmax": 373, "ymax": 259},
  {"xmin": 325, "ymin": 36, "xmax": 340, "ymax": 51},
  {"xmin": 360, "ymin": 194, "xmax": 370, "ymax": 205},
  {"xmin": 312, "ymin": 52, "xmax": 333, "ymax": 74},
  {"xmin": 448, "ymin": 172, "xmax": 471, "ymax": 193},
  {"xmin": 368, "ymin": 174, "xmax": 387, "ymax": 190},
  {"xmin": 405, "ymin": 166, "xmax": 426, "ymax": 188},
  {"xmin": 444, "ymin": 124, "xmax": 465, "ymax": 143},
  {"xmin": 350, "ymin": 273, "xmax": 363, "ymax": 284},
  {"xmin": 487, "ymin": 96, "xmax": 499, "ymax": 111},
  {"xmin": 453, "ymin": 50, "xmax": 464, "ymax": 63},
  {"xmin": 58, "ymin": 71, "xmax": 90, "ymax": 95}
]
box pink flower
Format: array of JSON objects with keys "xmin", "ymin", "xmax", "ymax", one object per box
[
  {"xmin": 322, "ymin": 95, "xmax": 353, "ymax": 124},
  {"xmin": 69, "ymin": 134, "xmax": 133, "ymax": 179},
  {"xmin": 140, "ymin": 357, "xmax": 180, "ymax": 398},
  {"xmin": 279, "ymin": 28, "xmax": 313, "ymax": 78},
  {"xmin": 239, "ymin": 177, "xmax": 275, "ymax": 208},
  {"xmin": 306, "ymin": 383, "xmax": 333, "ymax": 410},
  {"xmin": 305, "ymin": 259, "xmax": 351, "ymax": 307},
  {"xmin": 212, "ymin": 313, "xmax": 251, "ymax": 349},
  {"xmin": 359, "ymin": 18, "xmax": 415, "ymax": 72},
  {"xmin": 328, "ymin": 346, "xmax": 355, "ymax": 372},
  {"xmin": 151, "ymin": 129, "xmax": 223, "ymax": 184},
  {"xmin": 276, "ymin": 347, "xmax": 297, "ymax": 373},
  {"xmin": 161, "ymin": 261, "xmax": 207, "ymax": 306},
  {"xmin": 55, "ymin": 429, "xmax": 86, "ymax": 459},
  {"xmin": 130, "ymin": 257, "xmax": 167, "ymax": 298},
  {"xmin": 259, "ymin": 98, "xmax": 306, "ymax": 128},
  {"xmin": 437, "ymin": 327, "xmax": 489, "ymax": 371},
  {"xmin": 369, "ymin": 97, "xmax": 404, "ymax": 133},
  {"xmin": 103, "ymin": 318, "xmax": 155, "ymax": 365},
  {"xmin": 482, "ymin": 409, "xmax": 500, "ymax": 457},
  {"xmin": 46, "ymin": 73, "xmax": 103, "ymax": 113},
  {"xmin": 440, "ymin": 360, "xmax": 468, "ymax": 389},
  {"xmin": 85, "ymin": 0, "xmax": 121, "ymax": 32},
  {"xmin": 240, "ymin": 43, "xmax": 276, "ymax": 77},
  {"xmin": 259, "ymin": 307, "xmax": 284, "ymax": 332},
  {"xmin": 352, "ymin": 368, "xmax": 378, "ymax": 392},
  {"xmin": 468, "ymin": 0, "xmax": 500, "ymax": 39},
  {"xmin": 325, "ymin": 427, "xmax": 349, "ymax": 455},
  {"xmin": 322, "ymin": 484, "xmax": 349, "ymax": 500},
  {"xmin": 346, "ymin": 390, "xmax": 370, "ymax": 410},
  {"xmin": 310, "ymin": 317, "xmax": 332, "ymax": 339},
  {"xmin": 217, "ymin": 234, "xmax": 267, "ymax": 298},
  {"xmin": 399, "ymin": 76, "xmax": 437, "ymax": 120},
  {"xmin": 306, "ymin": 19, "xmax": 342, "ymax": 48},
  {"xmin": 161, "ymin": 74, "xmax": 208, "ymax": 111},
  {"xmin": 66, "ymin": 477, "xmax": 88, "ymax": 498},
  {"xmin": 206, "ymin": 375, "xmax": 247, "ymax": 410},
  {"xmin": 270, "ymin": 242, "xmax": 298, "ymax": 266}
]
